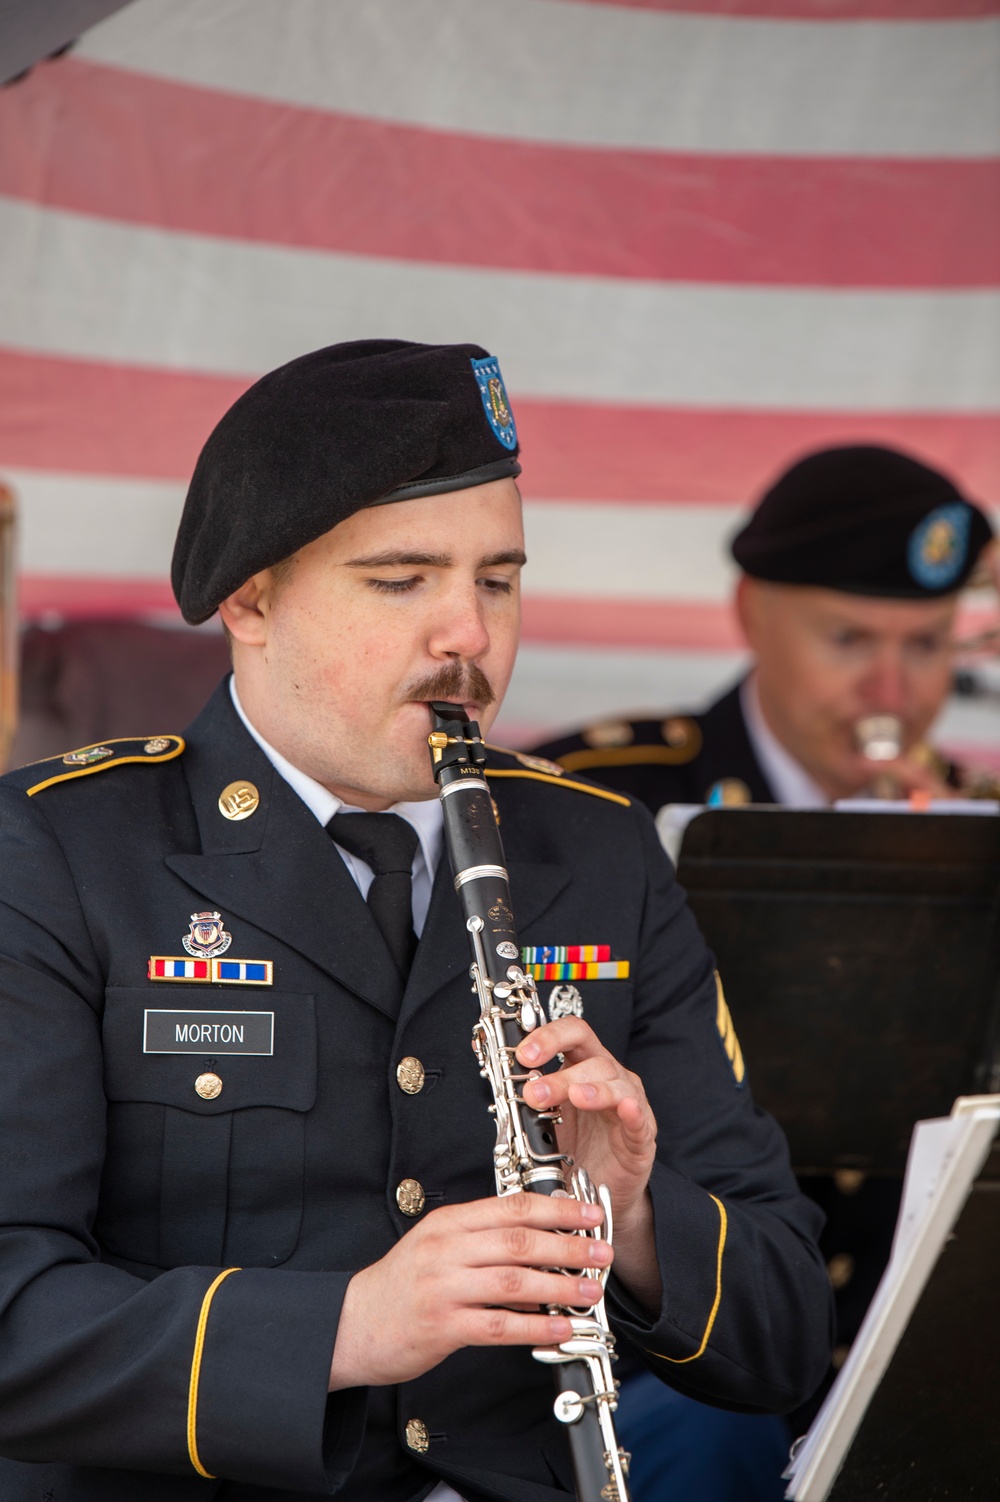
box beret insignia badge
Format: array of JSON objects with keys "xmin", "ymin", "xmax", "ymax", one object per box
[
  {"xmin": 907, "ymin": 503, "xmax": 970, "ymax": 590},
  {"xmin": 471, "ymin": 355, "xmax": 518, "ymax": 451}
]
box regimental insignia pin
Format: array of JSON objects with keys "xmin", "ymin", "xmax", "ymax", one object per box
[
  {"xmin": 908, "ymin": 502, "xmax": 971, "ymax": 590},
  {"xmin": 548, "ymin": 983, "xmax": 584, "ymax": 1021},
  {"xmin": 62, "ymin": 745, "xmax": 114, "ymax": 767},
  {"xmin": 470, "ymin": 355, "xmax": 518, "ymax": 451},
  {"xmin": 144, "ymin": 737, "xmax": 171, "ymax": 755},
  {"xmin": 182, "ymin": 911, "xmax": 232, "ymax": 959},
  {"xmin": 706, "ymin": 778, "xmax": 751, "ymax": 808}
]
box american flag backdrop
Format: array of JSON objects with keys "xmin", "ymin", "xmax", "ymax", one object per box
[{"xmin": 0, "ymin": 0, "xmax": 998, "ymax": 751}]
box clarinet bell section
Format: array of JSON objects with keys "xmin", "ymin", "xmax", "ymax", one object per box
[{"xmin": 429, "ymin": 702, "xmax": 632, "ymax": 1502}]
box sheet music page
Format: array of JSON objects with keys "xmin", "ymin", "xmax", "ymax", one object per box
[{"xmin": 784, "ymin": 1096, "xmax": 1000, "ymax": 1500}]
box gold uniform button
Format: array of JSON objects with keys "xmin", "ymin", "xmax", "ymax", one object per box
[
  {"xmin": 195, "ymin": 1072, "xmax": 223, "ymax": 1101},
  {"xmin": 219, "ymin": 780, "xmax": 260, "ymax": 821},
  {"xmin": 396, "ymin": 1178, "xmax": 426, "ymax": 1216},
  {"xmin": 396, "ymin": 1057, "xmax": 425, "ymax": 1095},
  {"xmin": 405, "ymin": 1417, "xmax": 429, "ymax": 1453}
]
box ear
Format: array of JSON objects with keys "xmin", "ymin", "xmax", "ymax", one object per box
[
  {"xmin": 218, "ymin": 572, "xmax": 271, "ymax": 646},
  {"xmin": 734, "ymin": 574, "xmax": 759, "ymax": 650}
]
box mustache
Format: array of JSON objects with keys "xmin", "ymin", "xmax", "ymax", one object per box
[{"xmin": 404, "ymin": 661, "xmax": 496, "ymax": 709}]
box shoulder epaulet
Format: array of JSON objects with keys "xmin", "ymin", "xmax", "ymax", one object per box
[
  {"xmin": 484, "ymin": 744, "xmax": 631, "ymax": 808},
  {"xmin": 21, "ymin": 735, "xmax": 185, "ymax": 796},
  {"xmin": 553, "ymin": 715, "xmax": 703, "ymax": 775}
]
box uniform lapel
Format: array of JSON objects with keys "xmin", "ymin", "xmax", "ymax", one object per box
[
  {"xmin": 399, "ymin": 846, "xmax": 572, "ymax": 1024},
  {"xmin": 164, "ymin": 682, "xmax": 401, "ymax": 1019}
]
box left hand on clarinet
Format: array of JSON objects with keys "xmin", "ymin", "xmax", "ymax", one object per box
[{"xmin": 516, "ymin": 1017, "xmax": 661, "ymax": 1309}]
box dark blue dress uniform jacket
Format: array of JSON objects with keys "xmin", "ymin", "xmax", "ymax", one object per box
[{"xmin": 0, "ymin": 681, "xmax": 832, "ymax": 1500}]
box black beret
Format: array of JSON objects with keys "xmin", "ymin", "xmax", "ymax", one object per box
[
  {"xmin": 172, "ymin": 339, "xmax": 522, "ymax": 624},
  {"xmin": 731, "ymin": 444, "xmax": 993, "ymax": 599}
]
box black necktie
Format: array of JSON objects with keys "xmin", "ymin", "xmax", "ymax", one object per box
[{"xmin": 328, "ymin": 811, "xmax": 420, "ymax": 979}]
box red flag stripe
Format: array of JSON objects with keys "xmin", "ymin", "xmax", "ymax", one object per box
[
  {"xmin": 2, "ymin": 349, "xmax": 996, "ymax": 505},
  {"xmin": 0, "ymin": 60, "xmax": 996, "ymax": 290}
]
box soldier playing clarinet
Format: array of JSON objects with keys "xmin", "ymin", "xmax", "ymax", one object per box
[{"xmin": 0, "ymin": 341, "xmax": 832, "ymax": 1501}]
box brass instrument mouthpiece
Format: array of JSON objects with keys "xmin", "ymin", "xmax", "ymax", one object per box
[{"xmin": 854, "ymin": 715, "xmax": 903, "ymax": 763}]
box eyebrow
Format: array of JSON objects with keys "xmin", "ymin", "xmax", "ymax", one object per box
[{"xmin": 344, "ymin": 549, "xmax": 527, "ymax": 569}]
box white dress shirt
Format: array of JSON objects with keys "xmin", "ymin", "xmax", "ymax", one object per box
[
  {"xmin": 740, "ymin": 673, "xmax": 830, "ymax": 810},
  {"xmin": 230, "ymin": 680, "xmax": 462, "ymax": 1502}
]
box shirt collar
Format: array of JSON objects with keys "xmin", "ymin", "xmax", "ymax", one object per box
[
  {"xmin": 740, "ymin": 673, "xmax": 830, "ymax": 810},
  {"xmin": 228, "ymin": 676, "xmax": 444, "ymax": 876}
]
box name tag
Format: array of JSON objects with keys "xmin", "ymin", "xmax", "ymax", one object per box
[{"xmin": 143, "ymin": 1009, "xmax": 274, "ymax": 1055}]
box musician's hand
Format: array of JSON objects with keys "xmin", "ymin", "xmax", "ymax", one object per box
[
  {"xmin": 852, "ymin": 751, "xmax": 956, "ymax": 802},
  {"xmin": 328, "ymin": 1192, "xmax": 612, "ymax": 1390},
  {"xmin": 516, "ymin": 1018, "xmax": 661, "ymax": 1309}
]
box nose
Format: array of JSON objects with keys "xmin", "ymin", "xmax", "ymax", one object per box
[
  {"xmin": 427, "ymin": 582, "xmax": 491, "ymax": 664},
  {"xmin": 862, "ymin": 647, "xmax": 907, "ymax": 716}
]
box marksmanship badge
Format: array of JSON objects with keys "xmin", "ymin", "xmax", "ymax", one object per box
[
  {"xmin": 182, "ymin": 911, "xmax": 232, "ymax": 959},
  {"xmin": 907, "ymin": 503, "xmax": 970, "ymax": 590},
  {"xmin": 548, "ymin": 984, "xmax": 584, "ymax": 1021},
  {"xmin": 470, "ymin": 355, "xmax": 517, "ymax": 451}
]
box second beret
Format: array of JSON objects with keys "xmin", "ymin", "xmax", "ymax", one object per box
[{"xmin": 731, "ymin": 445, "xmax": 992, "ymax": 599}]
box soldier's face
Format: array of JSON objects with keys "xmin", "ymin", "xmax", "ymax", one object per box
[
  {"xmin": 737, "ymin": 578, "xmax": 957, "ymax": 799},
  {"xmin": 221, "ymin": 479, "xmax": 525, "ymax": 808}
]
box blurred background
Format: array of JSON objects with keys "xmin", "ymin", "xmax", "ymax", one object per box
[{"xmin": 0, "ymin": 0, "xmax": 997, "ymax": 765}]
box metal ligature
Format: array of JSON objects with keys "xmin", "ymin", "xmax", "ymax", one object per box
[{"xmin": 428, "ymin": 702, "xmax": 631, "ymax": 1502}]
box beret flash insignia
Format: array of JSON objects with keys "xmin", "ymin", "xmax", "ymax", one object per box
[
  {"xmin": 908, "ymin": 503, "xmax": 971, "ymax": 590},
  {"xmin": 471, "ymin": 355, "xmax": 518, "ymax": 451}
]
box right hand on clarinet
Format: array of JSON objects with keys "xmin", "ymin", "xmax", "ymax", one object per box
[{"xmin": 328, "ymin": 1192, "xmax": 612, "ymax": 1390}]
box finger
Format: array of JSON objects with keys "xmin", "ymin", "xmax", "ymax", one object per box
[
  {"xmin": 458, "ymin": 1308, "xmax": 574, "ymax": 1348},
  {"xmin": 522, "ymin": 1055, "xmax": 630, "ymax": 1111},
  {"xmin": 439, "ymin": 1190, "xmax": 604, "ymax": 1236},
  {"xmin": 478, "ymin": 1264, "xmax": 607, "ymax": 1310},
  {"xmin": 516, "ymin": 1017, "xmax": 605, "ymax": 1068},
  {"xmin": 469, "ymin": 1223, "xmax": 614, "ymax": 1272}
]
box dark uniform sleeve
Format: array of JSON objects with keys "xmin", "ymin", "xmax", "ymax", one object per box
[
  {"xmin": 0, "ymin": 787, "xmax": 365, "ymax": 1490},
  {"xmin": 607, "ymin": 801, "xmax": 833, "ymax": 1411}
]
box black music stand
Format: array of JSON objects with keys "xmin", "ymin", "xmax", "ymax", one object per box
[{"xmin": 675, "ymin": 809, "xmax": 1000, "ymax": 1173}]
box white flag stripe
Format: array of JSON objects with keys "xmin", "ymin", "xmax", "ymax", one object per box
[
  {"xmin": 6, "ymin": 467, "xmax": 746, "ymax": 601},
  {"xmin": 78, "ymin": 0, "xmax": 1000, "ymax": 159},
  {"xmin": 7, "ymin": 470, "xmax": 187, "ymax": 579},
  {"xmin": 524, "ymin": 501, "xmax": 742, "ymax": 601},
  {"xmin": 3, "ymin": 201, "xmax": 999, "ymax": 412},
  {"xmin": 498, "ymin": 643, "xmax": 749, "ymax": 743}
]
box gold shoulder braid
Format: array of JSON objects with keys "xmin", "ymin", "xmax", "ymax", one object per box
[
  {"xmin": 26, "ymin": 736, "xmax": 185, "ymax": 796},
  {"xmin": 556, "ymin": 716, "xmax": 702, "ymax": 775},
  {"xmin": 484, "ymin": 745, "xmax": 630, "ymax": 808}
]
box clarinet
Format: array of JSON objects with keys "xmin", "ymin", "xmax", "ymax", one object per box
[{"xmin": 428, "ymin": 703, "xmax": 631, "ymax": 1502}]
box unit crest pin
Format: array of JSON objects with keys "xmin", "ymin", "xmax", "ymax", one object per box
[{"xmin": 182, "ymin": 911, "xmax": 232, "ymax": 959}]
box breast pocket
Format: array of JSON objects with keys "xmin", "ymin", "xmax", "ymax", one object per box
[{"xmin": 98, "ymin": 987, "xmax": 316, "ymax": 1270}]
